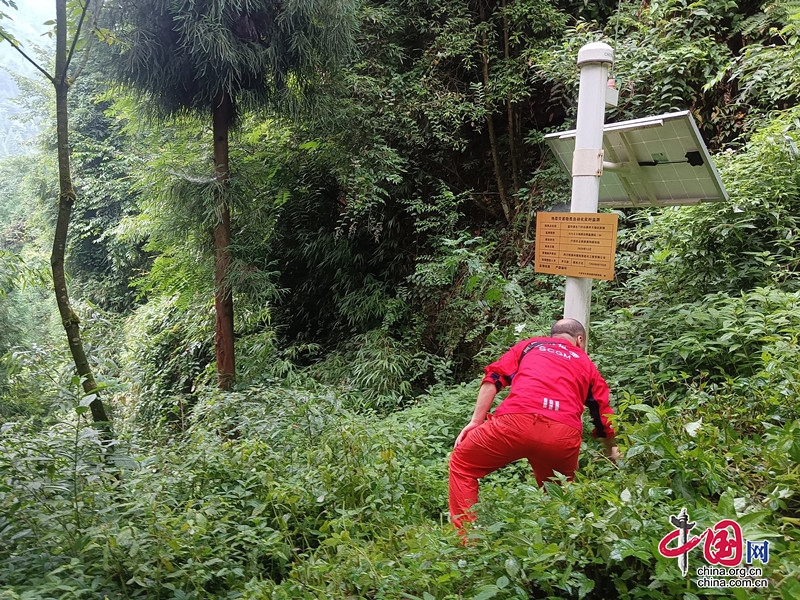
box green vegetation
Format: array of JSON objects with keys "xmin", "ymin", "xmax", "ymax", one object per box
[{"xmin": 1, "ymin": 0, "xmax": 799, "ymax": 598}]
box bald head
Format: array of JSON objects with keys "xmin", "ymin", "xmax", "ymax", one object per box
[
  {"xmin": 550, "ymin": 318, "xmax": 587, "ymax": 350},
  {"xmin": 550, "ymin": 318, "xmax": 586, "ymax": 338}
]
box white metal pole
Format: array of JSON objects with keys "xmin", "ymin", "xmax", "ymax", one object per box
[{"xmin": 564, "ymin": 42, "xmax": 614, "ymax": 340}]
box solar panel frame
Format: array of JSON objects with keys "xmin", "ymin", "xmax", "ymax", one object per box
[{"xmin": 544, "ymin": 110, "xmax": 729, "ymax": 208}]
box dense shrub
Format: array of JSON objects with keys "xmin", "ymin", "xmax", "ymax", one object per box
[
  {"xmin": 610, "ymin": 108, "xmax": 800, "ymax": 305},
  {"xmin": 119, "ymin": 293, "xmax": 215, "ymax": 434},
  {"xmin": 1, "ymin": 375, "xmax": 798, "ymax": 599}
]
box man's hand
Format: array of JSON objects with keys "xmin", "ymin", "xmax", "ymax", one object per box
[
  {"xmin": 602, "ymin": 436, "xmax": 621, "ymax": 463},
  {"xmin": 454, "ymin": 421, "xmax": 482, "ymax": 448},
  {"xmin": 454, "ymin": 382, "xmax": 498, "ymax": 449}
]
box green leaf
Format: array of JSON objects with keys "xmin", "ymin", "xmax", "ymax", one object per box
[
  {"xmin": 789, "ymin": 439, "xmax": 800, "ymax": 464},
  {"xmin": 504, "ymin": 557, "xmax": 519, "ymax": 577},
  {"xmin": 717, "ymin": 491, "xmax": 735, "ymax": 515},
  {"xmin": 781, "ymin": 577, "xmax": 800, "ymax": 600},
  {"xmin": 543, "ymin": 481, "xmax": 564, "ymax": 499},
  {"xmin": 737, "ymin": 511, "xmax": 771, "ymax": 527},
  {"xmin": 624, "ymin": 445, "xmax": 646, "ymax": 459},
  {"xmin": 473, "ymin": 586, "xmax": 499, "ymax": 600},
  {"xmin": 671, "ymin": 473, "xmax": 696, "ymax": 501},
  {"xmin": 684, "ymin": 419, "xmax": 702, "ymax": 437}
]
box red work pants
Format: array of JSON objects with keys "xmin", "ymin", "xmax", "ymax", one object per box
[{"xmin": 448, "ymin": 412, "xmax": 581, "ymax": 529}]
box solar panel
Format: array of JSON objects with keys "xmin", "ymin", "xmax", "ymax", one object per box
[{"xmin": 544, "ymin": 110, "xmax": 728, "ymax": 208}]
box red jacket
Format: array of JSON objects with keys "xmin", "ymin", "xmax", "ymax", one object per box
[{"xmin": 482, "ymin": 337, "xmax": 614, "ymax": 437}]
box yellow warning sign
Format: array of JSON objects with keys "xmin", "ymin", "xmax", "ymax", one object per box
[{"xmin": 534, "ymin": 212, "xmax": 619, "ymax": 281}]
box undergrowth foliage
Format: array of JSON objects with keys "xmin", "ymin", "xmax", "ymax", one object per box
[
  {"xmin": 120, "ymin": 293, "xmax": 216, "ymax": 434},
  {"xmin": 1, "ymin": 372, "xmax": 799, "ymax": 599}
]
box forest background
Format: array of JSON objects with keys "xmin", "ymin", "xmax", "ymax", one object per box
[{"xmin": 0, "ymin": 0, "xmax": 799, "ymax": 598}]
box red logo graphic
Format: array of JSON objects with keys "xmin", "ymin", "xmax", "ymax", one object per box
[
  {"xmin": 659, "ymin": 517, "xmax": 743, "ymax": 566},
  {"xmin": 658, "ymin": 508, "xmax": 769, "ymax": 577}
]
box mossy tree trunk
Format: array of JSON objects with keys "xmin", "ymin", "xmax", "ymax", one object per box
[{"xmin": 52, "ymin": 0, "xmax": 111, "ymax": 428}]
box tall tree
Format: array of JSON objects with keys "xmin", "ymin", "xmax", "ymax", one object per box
[
  {"xmin": 0, "ymin": 0, "xmax": 112, "ymax": 429},
  {"xmin": 108, "ymin": 0, "xmax": 355, "ymax": 390}
]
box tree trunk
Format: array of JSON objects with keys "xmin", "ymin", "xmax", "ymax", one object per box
[
  {"xmin": 479, "ymin": 1, "xmax": 511, "ymax": 224},
  {"xmin": 212, "ymin": 90, "xmax": 235, "ymax": 391},
  {"xmin": 53, "ymin": 0, "xmax": 111, "ymax": 428},
  {"xmin": 502, "ymin": 0, "xmax": 520, "ymax": 197}
]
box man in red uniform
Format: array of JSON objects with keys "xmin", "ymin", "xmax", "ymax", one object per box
[{"xmin": 448, "ymin": 318, "xmax": 620, "ymax": 530}]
